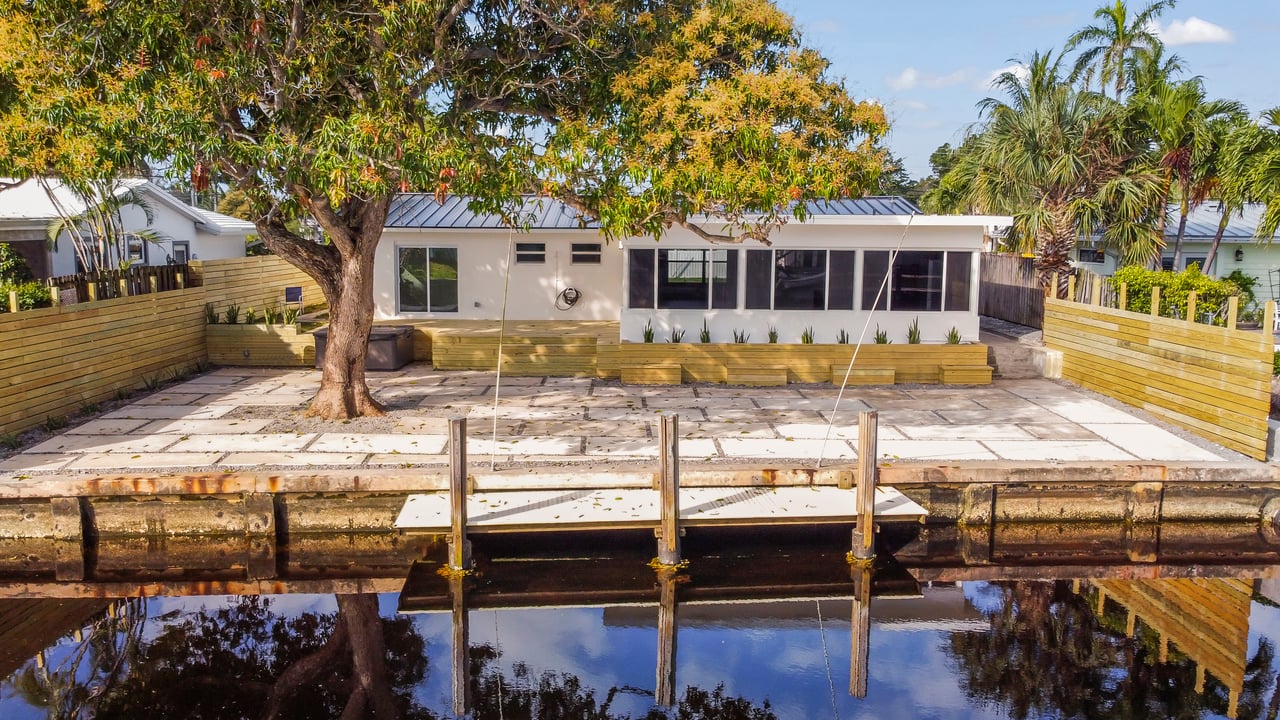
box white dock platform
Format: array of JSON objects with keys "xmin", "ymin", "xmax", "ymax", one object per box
[{"xmin": 395, "ymin": 486, "xmax": 927, "ymax": 534}]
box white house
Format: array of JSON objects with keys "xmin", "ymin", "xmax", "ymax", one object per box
[
  {"xmin": 373, "ymin": 195, "xmax": 1010, "ymax": 344},
  {"xmin": 0, "ymin": 178, "xmax": 252, "ymax": 278}
]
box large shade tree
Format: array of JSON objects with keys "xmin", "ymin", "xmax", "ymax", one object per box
[{"xmin": 0, "ymin": 0, "xmax": 887, "ymax": 419}]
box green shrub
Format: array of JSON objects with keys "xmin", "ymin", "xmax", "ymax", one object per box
[
  {"xmin": 1110, "ymin": 264, "xmax": 1240, "ymax": 319},
  {"xmin": 0, "ymin": 243, "xmax": 34, "ymax": 284},
  {"xmin": 699, "ymin": 319, "xmax": 711, "ymax": 343},
  {"xmin": 906, "ymin": 317, "xmax": 921, "ymax": 344},
  {"xmin": 946, "ymin": 326, "xmax": 961, "ymax": 344},
  {"xmin": 800, "ymin": 326, "xmax": 814, "ymax": 344},
  {"xmin": 1225, "ymin": 270, "xmax": 1258, "ymax": 307},
  {"xmin": 1274, "ymin": 350, "xmax": 1280, "ymax": 376},
  {"xmin": 874, "ymin": 325, "xmax": 891, "ymax": 344},
  {"xmin": 0, "ymin": 280, "xmax": 52, "ymax": 312}
]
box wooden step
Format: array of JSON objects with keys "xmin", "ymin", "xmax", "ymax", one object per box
[
  {"xmin": 939, "ymin": 365, "xmax": 993, "ymax": 384},
  {"xmin": 830, "ymin": 365, "xmax": 895, "ymax": 385}
]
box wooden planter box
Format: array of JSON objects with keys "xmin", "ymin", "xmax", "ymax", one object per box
[{"xmin": 206, "ymin": 323, "xmax": 315, "ymax": 367}]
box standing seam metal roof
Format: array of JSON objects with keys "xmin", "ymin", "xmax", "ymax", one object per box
[{"xmin": 384, "ymin": 194, "xmax": 922, "ymax": 229}]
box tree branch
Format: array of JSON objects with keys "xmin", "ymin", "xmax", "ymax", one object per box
[{"xmin": 260, "ymin": 614, "xmax": 350, "ymax": 720}]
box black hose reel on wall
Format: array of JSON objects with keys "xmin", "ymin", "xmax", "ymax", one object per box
[{"xmin": 556, "ymin": 286, "xmax": 581, "ymax": 311}]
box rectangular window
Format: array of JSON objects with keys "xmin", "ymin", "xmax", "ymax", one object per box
[
  {"xmin": 398, "ymin": 246, "xmax": 459, "ymax": 312},
  {"xmin": 828, "ymin": 251, "xmax": 856, "ymax": 310},
  {"xmin": 773, "ymin": 249, "xmax": 827, "ymax": 310},
  {"xmin": 892, "ymin": 251, "xmax": 944, "ymax": 311},
  {"xmin": 126, "ymin": 234, "xmax": 147, "ymax": 264},
  {"xmin": 945, "ymin": 251, "xmax": 972, "ymax": 312},
  {"xmin": 861, "ymin": 251, "xmax": 889, "ymax": 311},
  {"xmin": 571, "ymin": 242, "xmax": 602, "ymax": 264},
  {"xmin": 744, "ymin": 250, "xmax": 772, "ymax": 309},
  {"xmin": 710, "ymin": 249, "xmax": 738, "ymax": 309},
  {"xmin": 515, "ymin": 242, "xmax": 545, "ymax": 263},
  {"xmin": 1078, "ymin": 247, "xmax": 1105, "ymax": 264},
  {"xmin": 171, "ymin": 241, "xmax": 190, "ymax": 264},
  {"xmin": 658, "ymin": 248, "xmax": 710, "ymax": 308},
  {"xmin": 628, "ymin": 249, "xmax": 655, "ymax": 308}
]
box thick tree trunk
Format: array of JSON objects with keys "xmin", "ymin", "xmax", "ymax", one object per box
[
  {"xmin": 255, "ymin": 194, "xmax": 393, "ymax": 420},
  {"xmin": 1036, "ymin": 206, "xmax": 1076, "ymax": 299},
  {"xmin": 308, "ymin": 241, "xmax": 386, "ymax": 419}
]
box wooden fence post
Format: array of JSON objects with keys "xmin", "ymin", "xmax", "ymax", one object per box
[
  {"xmin": 176, "ymin": 271, "xmax": 185, "ymax": 289},
  {"xmin": 1265, "ymin": 301, "xmax": 1276, "ymax": 340},
  {"xmin": 1187, "ymin": 291, "xmax": 1198, "ymax": 323},
  {"xmin": 1050, "ymin": 272, "xmax": 1059, "ymax": 299},
  {"xmin": 7, "ymin": 290, "xmax": 17, "ymax": 313},
  {"xmin": 118, "ymin": 277, "xmax": 129, "ymax": 298},
  {"xmin": 1090, "ymin": 277, "xmax": 1102, "ymax": 306},
  {"xmin": 1150, "ymin": 287, "xmax": 1161, "ymax": 317},
  {"xmin": 1227, "ymin": 296, "xmax": 1238, "ymax": 329},
  {"xmin": 87, "ymin": 282, "xmax": 98, "ymax": 302},
  {"xmin": 448, "ymin": 417, "xmax": 472, "ymax": 571},
  {"xmin": 853, "ymin": 410, "xmax": 878, "ymax": 561},
  {"xmin": 657, "ymin": 414, "xmax": 681, "ymax": 566},
  {"xmin": 1067, "ymin": 274, "xmax": 1077, "ymax": 302},
  {"xmin": 149, "ymin": 276, "xmax": 159, "ymax": 295},
  {"xmin": 1119, "ymin": 283, "xmax": 1128, "ymax": 312}
]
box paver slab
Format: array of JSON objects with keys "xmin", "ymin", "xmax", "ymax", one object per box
[
  {"xmin": 219, "ymin": 452, "xmax": 368, "ymax": 467},
  {"xmin": 166, "ymin": 433, "xmax": 319, "ymax": 453},
  {"xmin": 308, "ymin": 433, "xmax": 447, "ymax": 454},
  {"xmin": 877, "ymin": 439, "xmax": 998, "ymax": 461},
  {"xmin": 28, "ymin": 434, "xmax": 178, "ymax": 454},
  {"xmin": 103, "ymin": 405, "xmax": 237, "ymax": 420},
  {"xmin": 717, "ymin": 437, "xmax": 856, "ymax": 460},
  {"xmin": 982, "ymin": 440, "xmax": 1138, "ymax": 461},
  {"xmin": 136, "ymin": 418, "xmax": 274, "ymax": 434},
  {"xmin": 66, "ymin": 419, "xmax": 151, "ymax": 435},
  {"xmin": 66, "ymin": 453, "xmax": 225, "ymax": 470},
  {"xmin": 1083, "ymin": 423, "xmax": 1226, "ymax": 461}
]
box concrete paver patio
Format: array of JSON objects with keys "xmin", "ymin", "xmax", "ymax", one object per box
[{"xmin": 0, "ymin": 364, "xmax": 1257, "ymax": 479}]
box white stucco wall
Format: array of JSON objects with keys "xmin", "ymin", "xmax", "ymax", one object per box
[
  {"xmin": 619, "ymin": 222, "xmax": 986, "ymax": 344},
  {"xmin": 373, "ymin": 229, "xmax": 624, "ymax": 321}
]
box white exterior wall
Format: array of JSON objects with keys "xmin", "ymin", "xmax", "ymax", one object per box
[
  {"xmin": 47, "ymin": 201, "xmax": 248, "ymax": 275},
  {"xmin": 619, "ymin": 223, "xmax": 986, "ymax": 344},
  {"xmin": 373, "ymin": 229, "xmax": 624, "ymax": 321}
]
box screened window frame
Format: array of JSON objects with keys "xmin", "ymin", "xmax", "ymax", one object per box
[
  {"xmin": 743, "ymin": 249, "xmax": 857, "ymax": 311},
  {"xmin": 628, "ymin": 247, "xmax": 739, "ymax": 310},
  {"xmin": 514, "ymin": 242, "xmax": 546, "ymax": 264},
  {"xmin": 571, "ymin": 242, "xmax": 603, "ymax": 264},
  {"xmin": 860, "ymin": 250, "xmax": 975, "ymax": 312}
]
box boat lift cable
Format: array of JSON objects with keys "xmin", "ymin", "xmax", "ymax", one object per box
[
  {"xmin": 817, "ymin": 214, "xmax": 915, "ymax": 468},
  {"xmin": 817, "ymin": 599, "xmax": 841, "ymax": 720},
  {"xmin": 491, "ymin": 226, "xmax": 516, "ymax": 471}
]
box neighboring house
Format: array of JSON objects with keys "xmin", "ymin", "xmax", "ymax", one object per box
[
  {"xmin": 373, "ymin": 195, "xmax": 1009, "ymax": 343},
  {"xmin": 0, "ymin": 178, "xmax": 252, "ymax": 278},
  {"xmin": 1077, "ymin": 202, "xmax": 1280, "ymax": 287}
]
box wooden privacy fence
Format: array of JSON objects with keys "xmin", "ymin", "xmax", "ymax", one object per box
[
  {"xmin": 1042, "ymin": 291, "xmax": 1273, "ymax": 460},
  {"xmin": 41, "ymin": 264, "xmax": 193, "ymax": 306},
  {"xmin": 0, "ymin": 289, "xmax": 207, "ymax": 437},
  {"xmin": 979, "ymin": 253, "xmax": 1044, "ymax": 328},
  {"xmin": 191, "ymin": 256, "xmax": 325, "ymax": 317}
]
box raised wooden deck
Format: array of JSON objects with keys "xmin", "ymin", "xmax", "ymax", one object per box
[{"xmin": 394, "ymin": 485, "xmax": 926, "ymax": 534}]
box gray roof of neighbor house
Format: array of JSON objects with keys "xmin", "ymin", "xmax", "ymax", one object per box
[
  {"xmin": 384, "ymin": 194, "xmax": 922, "ymax": 229},
  {"xmin": 1166, "ymin": 202, "xmax": 1279, "ymax": 242}
]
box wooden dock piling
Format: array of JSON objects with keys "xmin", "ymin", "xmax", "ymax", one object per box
[
  {"xmin": 850, "ymin": 565, "xmax": 872, "ymax": 698},
  {"xmin": 656, "ymin": 569, "xmax": 679, "ymax": 706},
  {"xmin": 450, "ymin": 574, "xmax": 471, "ymax": 717},
  {"xmin": 448, "ymin": 417, "xmax": 472, "ymax": 571},
  {"xmin": 853, "ymin": 411, "xmax": 878, "ymax": 561},
  {"xmin": 657, "ymin": 414, "xmax": 681, "ymax": 566}
]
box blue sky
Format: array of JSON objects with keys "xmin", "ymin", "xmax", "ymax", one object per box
[{"xmin": 776, "ymin": 1, "xmax": 1280, "ymax": 178}]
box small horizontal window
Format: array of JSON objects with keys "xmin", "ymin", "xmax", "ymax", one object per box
[
  {"xmin": 515, "ymin": 242, "xmax": 545, "ymax": 264},
  {"xmin": 571, "ymin": 243, "xmax": 602, "ymax": 264}
]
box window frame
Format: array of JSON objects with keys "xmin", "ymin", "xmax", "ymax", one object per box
[
  {"xmin": 396, "ymin": 245, "xmax": 460, "ymax": 314},
  {"xmin": 629, "ymin": 247, "xmax": 739, "ymax": 310},
  {"xmin": 571, "ymin": 242, "xmax": 602, "ymax": 264},
  {"xmin": 514, "ymin": 242, "xmax": 546, "ymax": 264},
  {"xmin": 861, "ymin": 250, "xmax": 974, "ymax": 312}
]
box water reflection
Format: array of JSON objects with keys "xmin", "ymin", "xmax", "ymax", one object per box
[{"xmin": 5, "ymin": 526, "xmax": 1280, "ymax": 718}]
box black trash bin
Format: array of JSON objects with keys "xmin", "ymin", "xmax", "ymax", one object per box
[{"xmin": 314, "ymin": 325, "xmax": 414, "ymax": 370}]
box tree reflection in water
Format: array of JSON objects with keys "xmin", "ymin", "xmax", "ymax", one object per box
[
  {"xmin": 947, "ymin": 581, "xmax": 1280, "ymax": 720},
  {"xmin": 4, "ymin": 593, "xmax": 778, "ymax": 719}
]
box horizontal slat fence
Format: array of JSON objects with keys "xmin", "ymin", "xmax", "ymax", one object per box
[
  {"xmin": 1043, "ymin": 297, "xmax": 1272, "ymax": 460},
  {"xmin": 2, "ymin": 256, "xmax": 330, "ymax": 438},
  {"xmin": 0, "ymin": 289, "xmax": 207, "ymax": 436},
  {"xmin": 980, "ymin": 253, "xmax": 1044, "ymax": 329},
  {"xmin": 191, "ymin": 256, "xmax": 325, "ymax": 316}
]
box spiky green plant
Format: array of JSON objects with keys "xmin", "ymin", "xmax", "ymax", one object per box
[
  {"xmin": 223, "ymin": 304, "xmax": 241, "ymax": 324},
  {"xmin": 907, "ymin": 317, "xmax": 921, "ymax": 344},
  {"xmin": 946, "ymin": 326, "xmax": 961, "ymax": 344},
  {"xmin": 699, "ymin": 319, "xmax": 711, "ymax": 343},
  {"xmin": 642, "ymin": 320, "xmax": 655, "ymax": 343},
  {"xmin": 800, "ymin": 326, "xmax": 814, "ymax": 344},
  {"xmin": 768, "ymin": 326, "xmax": 778, "ymax": 343},
  {"xmin": 667, "ymin": 328, "xmax": 685, "ymax": 343},
  {"xmin": 836, "ymin": 329, "xmax": 850, "ymax": 344},
  {"xmin": 874, "ymin": 325, "xmax": 891, "ymax": 344},
  {"xmin": 733, "ymin": 329, "xmax": 750, "ymax": 343}
]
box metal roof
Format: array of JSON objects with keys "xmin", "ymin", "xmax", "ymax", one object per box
[
  {"xmin": 1167, "ymin": 202, "xmax": 1279, "ymax": 242},
  {"xmin": 385, "ymin": 194, "xmax": 922, "ymax": 229}
]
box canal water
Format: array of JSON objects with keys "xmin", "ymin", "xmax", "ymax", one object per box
[{"xmin": 2, "ymin": 526, "xmax": 1279, "ymax": 718}]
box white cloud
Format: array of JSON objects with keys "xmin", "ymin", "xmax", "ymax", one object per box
[
  {"xmin": 1150, "ymin": 17, "xmax": 1235, "ymax": 45},
  {"xmin": 886, "ymin": 67, "xmax": 970, "ymax": 91},
  {"xmin": 980, "ymin": 63, "xmax": 1030, "ymax": 91}
]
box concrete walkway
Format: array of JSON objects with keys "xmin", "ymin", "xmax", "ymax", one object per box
[{"xmin": 0, "ymin": 364, "xmax": 1256, "ymax": 483}]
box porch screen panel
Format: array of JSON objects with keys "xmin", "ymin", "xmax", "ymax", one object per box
[
  {"xmin": 658, "ymin": 249, "xmax": 710, "ymax": 308},
  {"xmin": 774, "ymin": 250, "xmax": 826, "ymax": 310},
  {"xmin": 398, "ymin": 247, "xmax": 430, "ymax": 312},
  {"xmin": 628, "ymin": 249, "xmax": 656, "ymax": 308},
  {"xmin": 944, "ymin": 251, "xmax": 972, "ymax": 311},
  {"xmin": 891, "ymin": 251, "xmax": 943, "ymax": 311},
  {"xmin": 744, "ymin": 250, "xmax": 772, "ymax": 309},
  {"xmin": 427, "ymin": 247, "xmax": 459, "ymax": 312},
  {"xmin": 861, "ymin": 251, "xmax": 889, "ymax": 311},
  {"xmin": 828, "ymin": 251, "xmax": 856, "ymax": 310},
  {"xmin": 710, "ymin": 249, "xmax": 739, "ymax": 309}
]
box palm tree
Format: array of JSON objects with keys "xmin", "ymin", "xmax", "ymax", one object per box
[
  {"xmin": 1226, "ymin": 108, "xmax": 1280, "ymax": 242},
  {"xmin": 43, "ymin": 178, "xmax": 171, "ymax": 273},
  {"xmin": 936, "ymin": 51, "xmax": 1163, "ymax": 294},
  {"xmin": 1134, "ymin": 77, "xmax": 1246, "ymax": 268},
  {"xmin": 1066, "ymin": 0, "xmax": 1177, "ymax": 100},
  {"xmin": 1192, "ymin": 115, "xmax": 1252, "ymax": 275}
]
